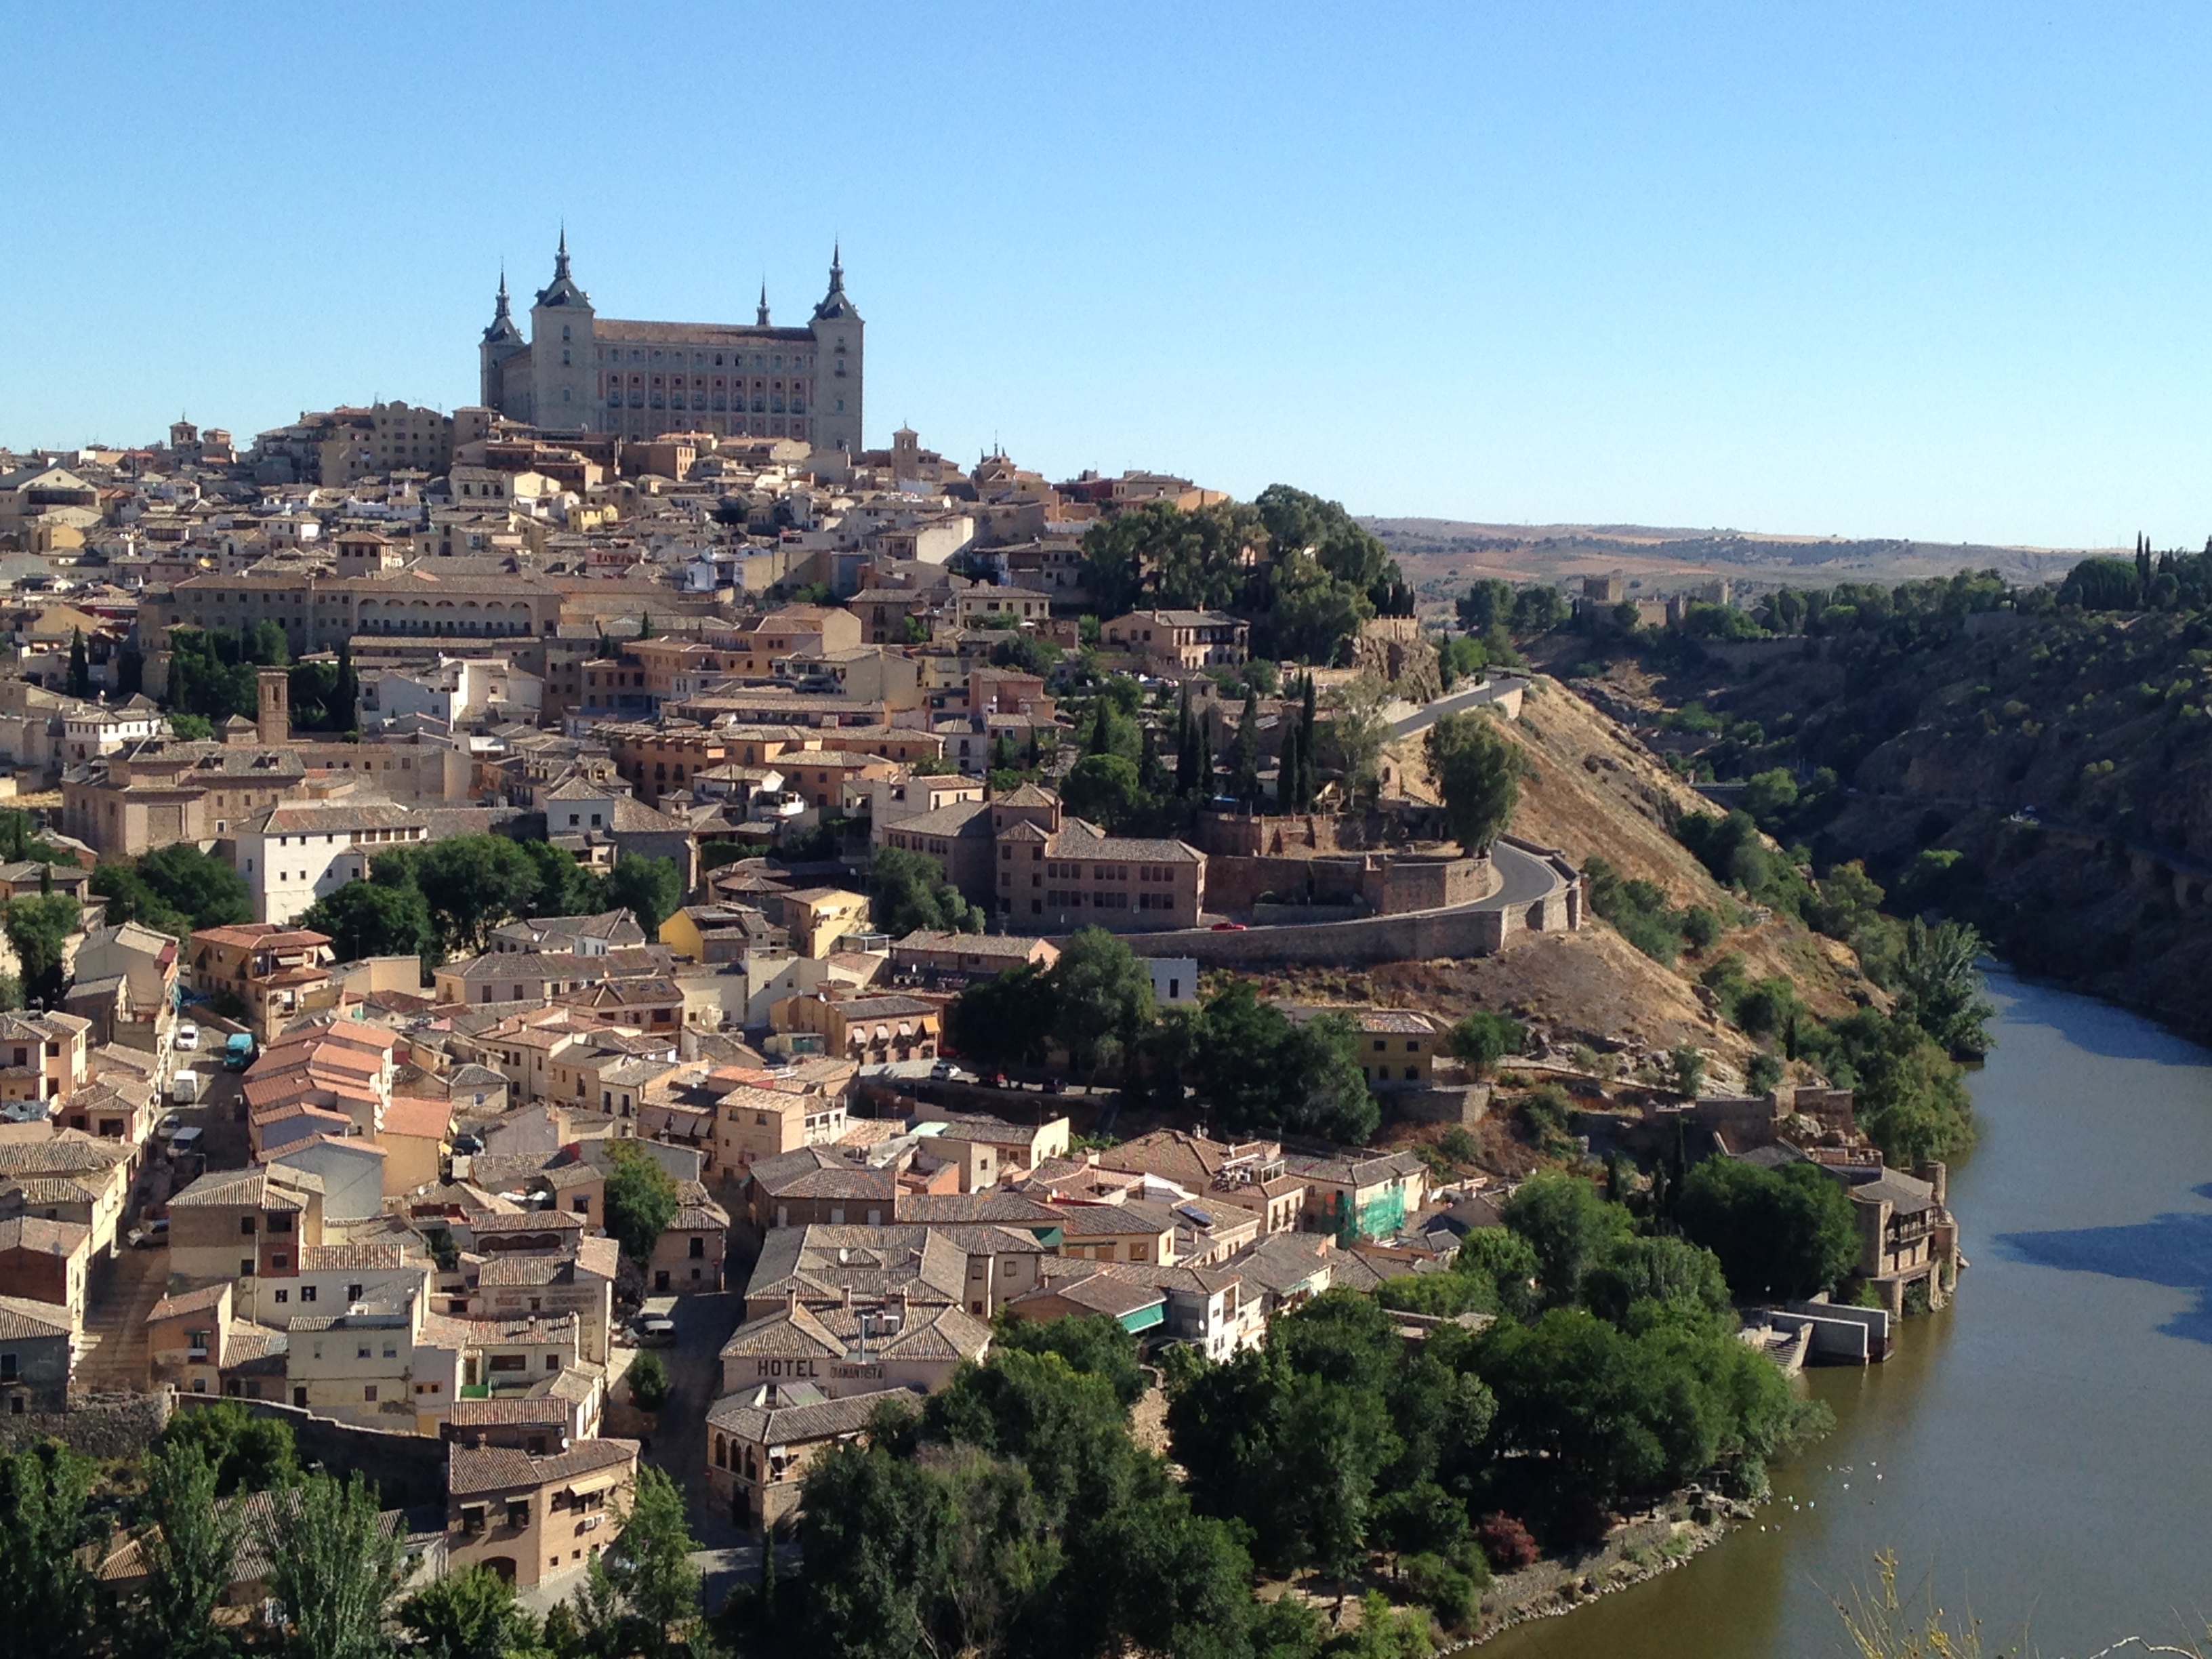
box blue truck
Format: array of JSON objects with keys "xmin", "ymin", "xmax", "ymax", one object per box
[{"xmin": 222, "ymin": 1031, "xmax": 256, "ymax": 1071}]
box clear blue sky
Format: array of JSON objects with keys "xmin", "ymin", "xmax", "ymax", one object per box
[{"xmin": 3, "ymin": 3, "xmax": 2208, "ymax": 549}]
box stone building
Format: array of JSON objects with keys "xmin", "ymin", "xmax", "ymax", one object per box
[
  {"xmin": 874, "ymin": 783, "xmax": 1206, "ymax": 932},
  {"xmin": 478, "ymin": 235, "xmax": 864, "ymax": 455}
]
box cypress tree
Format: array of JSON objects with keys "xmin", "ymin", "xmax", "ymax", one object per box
[
  {"xmin": 1231, "ymin": 687, "xmax": 1261, "ymax": 805},
  {"xmin": 1174, "ymin": 686, "xmax": 1198, "ymax": 796},
  {"xmin": 66, "ymin": 629, "xmax": 88, "ymax": 699},
  {"xmin": 333, "ymin": 637, "xmax": 359, "ymax": 735},
  {"xmin": 1297, "ymin": 674, "xmax": 1319, "ymax": 807}
]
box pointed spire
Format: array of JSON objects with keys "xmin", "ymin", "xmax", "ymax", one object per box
[
  {"xmin": 554, "ymin": 224, "xmax": 571, "ymax": 281},
  {"xmin": 757, "ymin": 281, "xmax": 771, "ymax": 327}
]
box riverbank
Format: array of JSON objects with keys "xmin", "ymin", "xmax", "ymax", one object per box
[
  {"xmin": 1473, "ymin": 968, "xmax": 2212, "ymax": 1658},
  {"xmin": 1458, "ymin": 1493, "xmax": 1752, "ymax": 1647}
]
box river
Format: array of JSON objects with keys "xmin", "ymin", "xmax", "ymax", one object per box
[{"xmin": 1481, "ymin": 967, "xmax": 2212, "ymax": 1657}]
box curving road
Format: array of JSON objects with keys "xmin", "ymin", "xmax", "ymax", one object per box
[{"xmin": 1477, "ymin": 836, "xmax": 1558, "ymax": 915}]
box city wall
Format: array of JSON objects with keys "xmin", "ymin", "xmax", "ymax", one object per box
[
  {"xmin": 174, "ymin": 1392, "xmax": 449, "ymax": 1506},
  {"xmin": 0, "ymin": 1388, "xmax": 173, "ymax": 1458}
]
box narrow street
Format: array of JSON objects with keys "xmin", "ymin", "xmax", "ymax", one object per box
[{"xmin": 647, "ymin": 1288, "xmax": 748, "ymax": 1549}]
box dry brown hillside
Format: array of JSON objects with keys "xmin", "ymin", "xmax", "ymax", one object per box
[{"xmin": 1366, "ymin": 676, "xmax": 1871, "ymax": 1082}]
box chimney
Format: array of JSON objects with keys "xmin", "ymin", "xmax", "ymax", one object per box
[
  {"xmin": 785, "ymin": 1286, "xmax": 798, "ymax": 1316},
  {"xmin": 256, "ymin": 669, "xmax": 291, "ymax": 746}
]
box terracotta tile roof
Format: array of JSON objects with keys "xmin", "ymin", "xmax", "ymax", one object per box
[{"xmin": 448, "ymin": 1436, "xmax": 636, "ymax": 1498}]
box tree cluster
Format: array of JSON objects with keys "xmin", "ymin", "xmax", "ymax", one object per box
[
  {"xmin": 0, "ymin": 1402, "xmax": 707, "ymax": 1659},
  {"xmin": 298, "ymin": 836, "xmax": 682, "ymax": 970},
  {"xmin": 93, "ymin": 844, "xmax": 252, "ymax": 939},
  {"xmin": 1176, "ymin": 1173, "xmax": 1826, "ymax": 1568},
  {"xmin": 1076, "ymin": 486, "xmax": 1410, "ymax": 667},
  {"xmin": 760, "ymin": 1326, "xmax": 1254, "ymax": 1659},
  {"xmin": 947, "ymin": 932, "xmax": 1378, "ymax": 1144},
  {"xmin": 867, "ymin": 846, "xmax": 984, "ymax": 937}
]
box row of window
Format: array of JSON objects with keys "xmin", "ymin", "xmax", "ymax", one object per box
[
  {"xmin": 599, "ymin": 346, "xmax": 811, "ymax": 371},
  {"xmin": 605, "ymin": 392, "xmax": 804, "ymax": 414}
]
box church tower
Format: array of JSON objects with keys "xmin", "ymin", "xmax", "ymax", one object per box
[
  {"xmin": 809, "ymin": 244, "xmax": 864, "ymax": 455},
  {"xmin": 478, "ymin": 268, "xmax": 527, "ymax": 415},
  {"xmin": 529, "ymin": 230, "xmax": 597, "ymax": 431}
]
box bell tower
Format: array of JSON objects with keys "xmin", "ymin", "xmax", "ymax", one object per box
[{"xmin": 256, "ymin": 670, "xmax": 290, "ymax": 747}]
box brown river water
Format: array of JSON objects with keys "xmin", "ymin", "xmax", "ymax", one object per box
[{"xmin": 1479, "ymin": 968, "xmax": 2212, "ymax": 1658}]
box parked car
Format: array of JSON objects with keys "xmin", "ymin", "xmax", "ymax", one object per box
[
  {"xmin": 169, "ymin": 1069, "xmax": 203, "ymax": 1105},
  {"xmin": 127, "ymin": 1218, "xmax": 169, "ymax": 1250},
  {"xmin": 1042, "ymin": 1077, "xmax": 1065, "ymax": 1095},
  {"xmin": 156, "ymin": 1112, "xmax": 184, "ymax": 1138},
  {"xmin": 222, "ymin": 1032, "xmax": 256, "ymax": 1071},
  {"xmin": 1211, "ymin": 921, "xmax": 1249, "ymax": 932},
  {"xmin": 632, "ymin": 1315, "xmax": 677, "ymax": 1347},
  {"xmin": 173, "ymin": 1023, "xmax": 199, "ymax": 1051},
  {"xmin": 167, "ymin": 1127, "xmax": 203, "ymax": 1156},
  {"xmin": 983, "ymin": 1071, "xmax": 1009, "ymax": 1090},
  {"xmin": 451, "ymin": 1132, "xmax": 484, "ymax": 1155},
  {"xmin": 929, "ymin": 1061, "xmax": 974, "ymax": 1083}
]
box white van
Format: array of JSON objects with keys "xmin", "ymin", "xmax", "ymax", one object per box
[{"xmin": 169, "ymin": 1070, "xmax": 202, "ymax": 1105}]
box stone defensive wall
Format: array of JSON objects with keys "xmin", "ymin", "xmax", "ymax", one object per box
[{"xmin": 1120, "ymin": 836, "xmax": 1582, "ymax": 969}]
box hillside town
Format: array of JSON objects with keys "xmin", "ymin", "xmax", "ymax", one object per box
[{"xmin": 0, "ymin": 243, "xmax": 1969, "ymax": 1648}]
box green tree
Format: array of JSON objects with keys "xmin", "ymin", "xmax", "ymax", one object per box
[
  {"xmin": 1060, "ymin": 754, "xmax": 1145, "ymax": 832},
  {"xmin": 1046, "ymin": 926, "xmax": 1155, "ymax": 1078},
  {"xmin": 1579, "ymin": 1235, "xmax": 1734, "ymax": 1330},
  {"xmin": 66, "ymin": 629, "xmax": 89, "ymax": 699},
  {"xmin": 161, "ymin": 1399, "xmax": 299, "ymax": 1496},
  {"xmin": 1185, "ymin": 979, "xmax": 1378, "ymax": 1145},
  {"xmin": 1893, "ymin": 918, "xmax": 1996, "ymax": 1059},
  {"xmin": 0, "ymin": 1442, "xmax": 102, "ymax": 1654},
  {"xmin": 91, "ymin": 864, "xmax": 192, "ymax": 937},
  {"xmin": 1316, "ymin": 678, "xmax": 1391, "ymax": 801},
  {"xmin": 134, "ymin": 1439, "xmax": 244, "ymax": 1659},
  {"xmin": 990, "ymin": 632, "xmax": 1062, "ymax": 678},
  {"xmin": 1446, "ymin": 1010, "xmax": 1525, "ymax": 1071},
  {"xmin": 399, "ymin": 1565, "xmax": 542, "ymax": 1659},
  {"xmin": 298, "ymin": 881, "xmax": 436, "ymax": 967},
  {"xmin": 1424, "ymin": 711, "xmax": 1521, "ymax": 854},
  {"xmin": 1669, "ymin": 1044, "xmax": 1706, "ymax": 1098},
  {"xmin": 332, "ymin": 638, "xmax": 359, "ymax": 736},
  {"xmin": 602, "ymin": 1141, "xmax": 679, "ymax": 1265},
  {"xmin": 988, "ymin": 1311, "xmax": 1147, "ymax": 1408},
  {"xmin": 371, "ymin": 835, "xmax": 550, "ymax": 956},
  {"xmin": 944, "ymin": 964, "xmax": 1060, "ymax": 1069},
  {"xmin": 169, "ymin": 713, "xmax": 214, "ymax": 741},
  {"xmin": 1675, "ymin": 1158, "xmax": 1860, "ymax": 1301},
  {"xmin": 262, "ymin": 1469, "xmax": 405, "ymax": 1659},
  {"xmin": 603, "ymin": 854, "xmax": 683, "ymax": 937},
  {"xmin": 869, "ymin": 846, "xmax": 983, "ymax": 936},
  {"xmin": 1229, "ymin": 687, "xmax": 1263, "ymax": 806},
  {"xmin": 518, "ymin": 840, "xmax": 603, "ymax": 919},
  {"xmin": 137, "ymin": 843, "xmax": 252, "ymax": 930},
  {"xmin": 1501, "ymin": 1172, "xmax": 1632, "ymax": 1307},
  {"xmin": 605, "ymin": 1466, "xmax": 701, "ymax": 1655},
  {"xmin": 628, "ymin": 1350, "xmax": 670, "ymax": 1412},
  {"xmin": 5, "ymin": 893, "xmax": 77, "ymax": 1007}
]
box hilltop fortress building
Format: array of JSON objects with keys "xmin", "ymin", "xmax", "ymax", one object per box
[{"xmin": 478, "ymin": 234, "xmax": 863, "ymax": 454}]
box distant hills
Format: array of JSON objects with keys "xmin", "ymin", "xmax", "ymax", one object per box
[{"xmin": 1364, "ymin": 516, "xmax": 2093, "ymax": 601}]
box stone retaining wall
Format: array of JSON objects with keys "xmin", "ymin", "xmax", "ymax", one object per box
[
  {"xmin": 0, "ymin": 1387, "xmax": 173, "ymax": 1458},
  {"xmin": 173, "ymin": 1392, "xmax": 447, "ymax": 1506}
]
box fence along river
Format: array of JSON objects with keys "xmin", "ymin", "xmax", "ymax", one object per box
[{"xmin": 1480, "ymin": 968, "xmax": 2212, "ymax": 1657}]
